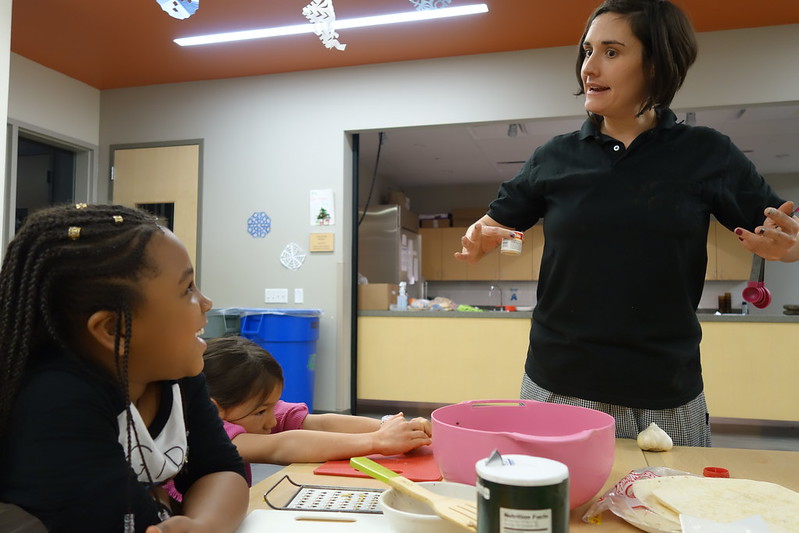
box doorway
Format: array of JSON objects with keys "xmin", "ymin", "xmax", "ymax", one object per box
[
  {"xmin": 15, "ymin": 136, "xmax": 76, "ymax": 232},
  {"xmin": 110, "ymin": 142, "xmax": 202, "ymax": 275},
  {"xmin": 3, "ymin": 123, "xmax": 97, "ymax": 249}
]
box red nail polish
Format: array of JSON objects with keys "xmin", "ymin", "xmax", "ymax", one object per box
[{"xmin": 734, "ymin": 228, "xmax": 743, "ymax": 236}]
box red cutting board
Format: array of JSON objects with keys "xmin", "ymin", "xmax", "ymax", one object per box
[{"xmin": 313, "ymin": 446, "xmax": 442, "ymax": 482}]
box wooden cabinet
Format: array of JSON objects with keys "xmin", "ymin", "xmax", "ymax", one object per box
[
  {"xmin": 705, "ymin": 220, "xmax": 752, "ymax": 280},
  {"xmin": 420, "ymin": 227, "xmax": 467, "ymax": 280},
  {"xmin": 420, "ymin": 226, "xmax": 544, "ymax": 281},
  {"xmin": 357, "ymin": 316, "xmax": 799, "ymax": 422},
  {"xmin": 499, "ymin": 225, "xmax": 543, "ymax": 280},
  {"xmin": 419, "ymin": 227, "xmax": 442, "ymax": 280}
]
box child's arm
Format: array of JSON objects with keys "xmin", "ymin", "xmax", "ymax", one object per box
[
  {"xmin": 146, "ymin": 472, "xmax": 248, "ymax": 533},
  {"xmin": 301, "ymin": 412, "xmax": 381, "ymax": 433},
  {"xmin": 232, "ymin": 414, "xmax": 432, "ymax": 464},
  {"xmin": 302, "ymin": 412, "xmax": 432, "ymax": 436}
]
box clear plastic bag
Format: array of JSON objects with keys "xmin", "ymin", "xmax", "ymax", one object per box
[{"xmin": 581, "ymin": 467, "xmax": 699, "ymax": 533}]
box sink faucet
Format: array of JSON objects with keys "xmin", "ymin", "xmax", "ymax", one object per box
[{"xmin": 489, "ymin": 284, "xmax": 503, "ymax": 308}]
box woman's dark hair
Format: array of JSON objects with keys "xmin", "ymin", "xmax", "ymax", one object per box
[
  {"xmin": 0, "ymin": 204, "xmax": 162, "ymax": 441},
  {"xmin": 202, "ymin": 336, "xmax": 284, "ymax": 411},
  {"xmin": 575, "ymin": 0, "xmax": 698, "ymax": 116}
]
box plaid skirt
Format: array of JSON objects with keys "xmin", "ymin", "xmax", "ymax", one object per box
[{"xmin": 520, "ymin": 373, "xmax": 711, "ymax": 447}]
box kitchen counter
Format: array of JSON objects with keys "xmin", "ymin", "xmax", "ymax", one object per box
[
  {"xmin": 240, "ymin": 439, "xmax": 799, "ymax": 532},
  {"xmin": 359, "ymin": 309, "xmax": 799, "ymax": 323},
  {"xmin": 357, "ymin": 315, "xmax": 799, "ymax": 421}
]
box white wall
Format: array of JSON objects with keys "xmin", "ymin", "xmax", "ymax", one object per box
[
  {"xmin": 7, "ymin": 54, "xmax": 100, "ymax": 146},
  {"xmin": 0, "ymin": 1, "xmax": 12, "ymax": 249},
  {"xmin": 7, "ymin": 23, "xmax": 799, "ymax": 412}
]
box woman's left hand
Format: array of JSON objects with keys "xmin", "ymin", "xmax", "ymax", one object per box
[{"xmin": 735, "ymin": 201, "xmax": 799, "ymax": 261}]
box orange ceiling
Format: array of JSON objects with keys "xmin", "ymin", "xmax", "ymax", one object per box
[{"xmin": 11, "ymin": 0, "xmax": 799, "ymax": 90}]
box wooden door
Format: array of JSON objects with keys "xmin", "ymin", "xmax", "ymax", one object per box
[
  {"xmin": 111, "ymin": 144, "xmax": 200, "ymax": 268},
  {"xmin": 420, "ymin": 228, "xmax": 443, "ymax": 280}
]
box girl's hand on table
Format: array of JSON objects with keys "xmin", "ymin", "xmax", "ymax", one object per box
[{"xmin": 373, "ymin": 413, "xmax": 432, "ymax": 455}]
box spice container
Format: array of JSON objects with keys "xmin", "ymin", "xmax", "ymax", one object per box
[
  {"xmin": 475, "ymin": 451, "xmax": 569, "ymax": 533},
  {"xmin": 500, "ymin": 231, "xmax": 524, "ymax": 255}
]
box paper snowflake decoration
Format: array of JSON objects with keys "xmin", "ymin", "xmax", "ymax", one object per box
[
  {"xmin": 247, "ymin": 212, "xmax": 272, "ymax": 238},
  {"xmin": 156, "ymin": 0, "xmax": 199, "ymax": 20},
  {"xmin": 303, "ymin": 0, "xmax": 346, "ymax": 51},
  {"xmin": 280, "ymin": 243, "xmax": 307, "ymax": 271},
  {"xmin": 409, "ymin": 0, "xmax": 452, "ymax": 10}
]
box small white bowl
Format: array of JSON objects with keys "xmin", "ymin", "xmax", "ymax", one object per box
[{"xmin": 378, "ymin": 481, "xmax": 476, "ymax": 533}]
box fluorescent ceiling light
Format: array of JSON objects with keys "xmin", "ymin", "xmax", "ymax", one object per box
[{"xmin": 174, "ymin": 3, "xmax": 489, "ymax": 46}]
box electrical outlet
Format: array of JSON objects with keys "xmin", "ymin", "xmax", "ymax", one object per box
[
  {"xmin": 264, "ymin": 288, "xmax": 288, "ymax": 303},
  {"xmin": 294, "ymin": 288, "xmax": 304, "ymax": 304}
]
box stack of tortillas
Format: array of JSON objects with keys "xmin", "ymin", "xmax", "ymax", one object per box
[{"xmin": 632, "ymin": 475, "xmax": 799, "ymax": 532}]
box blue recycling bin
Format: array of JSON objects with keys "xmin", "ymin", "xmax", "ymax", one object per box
[{"xmin": 239, "ymin": 310, "xmax": 321, "ymax": 412}]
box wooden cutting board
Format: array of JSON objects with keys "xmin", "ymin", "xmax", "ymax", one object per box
[{"xmin": 313, "ymin": 447, "xmax": 442, "ymax": 482}]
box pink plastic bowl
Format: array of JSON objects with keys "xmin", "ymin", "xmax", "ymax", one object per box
[{"xmin": 431, "ymin": 399, "xmax": 616, "ymax": 509}]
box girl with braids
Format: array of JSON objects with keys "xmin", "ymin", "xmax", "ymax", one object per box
[{"xmin": 0, "ymin": 204, "xmax": 248, "ymax": 532}]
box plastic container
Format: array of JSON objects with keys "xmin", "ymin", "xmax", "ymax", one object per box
[
  {"xmin": 240, "ymin": 309, "xmax": 321, "ymax": 412},
  {"xmin": 397, "ymin": 281, "xmax": 408, "ymax": 311},
  {"xmin": 500, "ymin": 231, "xmax": 524, "ymax": 255},
  {"xmin": 476, "ymin": 452, "xmax": 569, "ymax": 533},
  {"xmin": 378, "ymin": 481, "xmax": 476, "ymax": 533},
  {"xmin": 201, "ymin": 308, "xmax": 241, "ymax": 339},
  {"xmin": 702, "ymin": 466, "xmax": 730, "ymax": 478},
  {"xmin": 431, "ymin": 399, "xmax": 615, "ymax": 509}
]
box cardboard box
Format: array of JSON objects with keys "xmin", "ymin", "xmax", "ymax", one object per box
[
  {"xmin": 451, "ymin": 207, "xmax": 488, "ymax": 227},
  {"xmin": 388, "ymin": 191, "xmax": 411, "ymax": 210},
  {"xmin": 358, "ymin": 283, "xmax": 399, "ymax": 310},
  {"xmin": 419, "ymin": 213, "xmax": 452, "ymax": 228},
  {"xmin": 420, "ymin": 218, "xmax": 452, "ymax": 228}
]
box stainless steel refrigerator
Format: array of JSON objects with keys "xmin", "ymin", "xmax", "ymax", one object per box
[{"xmin": 358, "ymin": 204, "xmax": 421, "ymax": 298}]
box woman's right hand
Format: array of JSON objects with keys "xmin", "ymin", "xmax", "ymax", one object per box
[
  {"xmin": 454, "ymin": 216, "xmax": 514, "ymax": 263},
  {"xmin": 373, "ymin": 413, "xmax": 432, "ymax": 455}
]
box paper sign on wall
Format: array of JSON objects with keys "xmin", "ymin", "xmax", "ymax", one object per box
[
  {"xmin": 310, "ymin": 189, "xmax": 335, "ymax": 226},
  {"xmin": 310, "ymin": 233, "xmax": 335, "ymax": 252}
]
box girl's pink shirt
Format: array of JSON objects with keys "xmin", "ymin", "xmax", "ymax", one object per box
[
  {"xmin": 164, "ymin": 401, "xmax": 309, "ymax": 502},
  {"xmin": 270, "ymin": 400, "xmax": 309, "ymax": 433}
]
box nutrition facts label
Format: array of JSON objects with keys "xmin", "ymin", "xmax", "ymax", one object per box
[{"xmin": 499, "ymin": 507, "xmax": 553, "ymax": 533}]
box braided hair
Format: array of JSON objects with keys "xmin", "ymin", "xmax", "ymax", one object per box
[{"xmin": 0, "ymin": 203, "xmax": 162, "ymax": 445}]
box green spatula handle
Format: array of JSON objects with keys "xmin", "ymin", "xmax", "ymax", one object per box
[{"xmin": 350, "ymin": 457, "xmax": 400, "ymax": 483}]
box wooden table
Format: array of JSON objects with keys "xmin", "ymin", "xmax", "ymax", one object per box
[{"xmin": 246, "ymin": 439, "xmax": 799, "ymax": 531}]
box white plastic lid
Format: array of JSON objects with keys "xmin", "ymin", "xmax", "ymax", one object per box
[{"xmin": 476, "ymin": 454, "xmax": 569, "ymax": 487}]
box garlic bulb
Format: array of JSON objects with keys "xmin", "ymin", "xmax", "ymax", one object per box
[{"xmin": 636, "ymin": 422, "xmax": 673, "ymax": 452}]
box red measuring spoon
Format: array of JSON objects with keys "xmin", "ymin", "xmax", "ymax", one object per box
[{"xmin": 742, "ymin": 256, "xmax": 771, "ymax": 308}]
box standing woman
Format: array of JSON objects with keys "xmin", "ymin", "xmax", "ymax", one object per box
[{"xmin": 456, "ymin": 0, "xmax": 799, "ymax": 446}]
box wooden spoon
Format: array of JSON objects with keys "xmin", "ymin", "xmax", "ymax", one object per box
[{"xmin": 350, "ymin": 456, "xmax": 477, "ymax": 532}]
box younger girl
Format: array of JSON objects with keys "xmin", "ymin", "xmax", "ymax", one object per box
[
  {"xmin": 195, "ymin": 336, "xmax": 431, "ymax": 478},
  {"xmin": 0, "ymin": 204, "xmax": 248, "ymax": 533}
]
